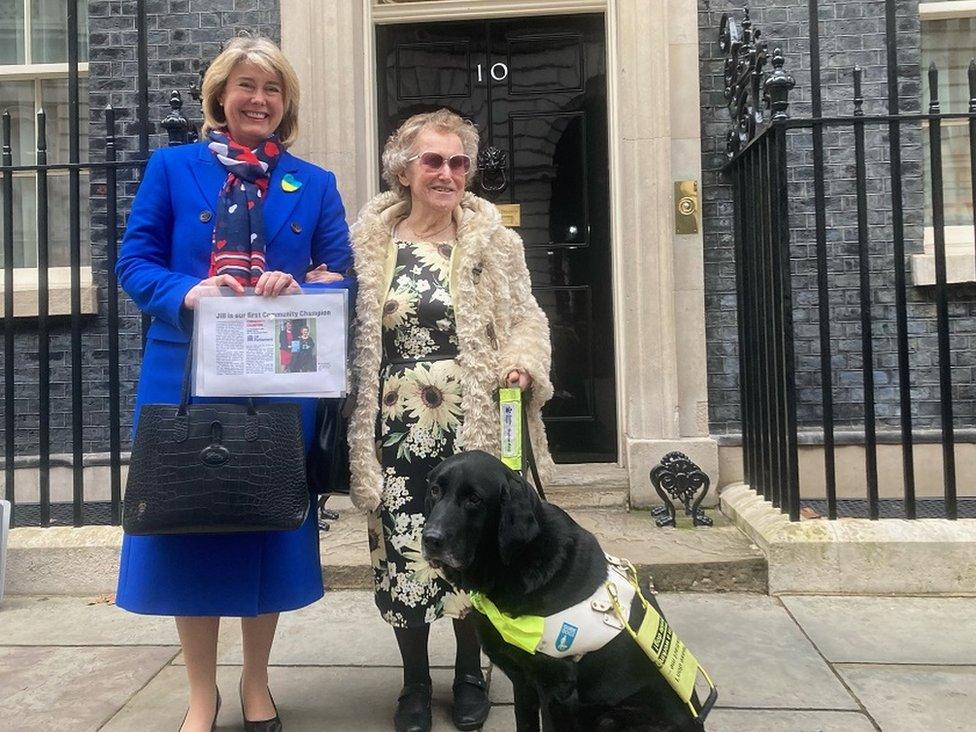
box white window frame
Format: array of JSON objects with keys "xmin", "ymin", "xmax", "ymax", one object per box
[
  {"xmin": 912, "ymin": 2, "xmax": 976, "ymax": 285},
  {"xmin": 0, "ymin": 0, "xmax": 95, "ymax": 316}
]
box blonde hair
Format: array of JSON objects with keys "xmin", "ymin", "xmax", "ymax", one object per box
[
  {"xmin": 200, "ymin": 35, "xmax": 301, "ymax": 148},
  {"xmin": 381, "ymin": 109, "xmax": 480, "ymax": 198}
]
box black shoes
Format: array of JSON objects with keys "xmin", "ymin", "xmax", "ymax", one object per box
[
  {"xmin": 239, "ymin": 678, "xmax": 283, "ymax": 732},
  {"xmin": 178, "ymin": 688, "xmax": 220, "ymax": 732},
  {"xmin": 452, "ymin": 673, "xmax": 491, "ymax": 731},
  {"xmin": 394, "ymin": 681, "xmax": 433, "ymax": 732},
  {"xmin": 393, "ymin": 674, "xmax": 490, "ymax": 731}
]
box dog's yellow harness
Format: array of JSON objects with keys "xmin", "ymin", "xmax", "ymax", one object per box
[{"xmin": 469, "ymin": 555, "xmax": 718, "ymax": 721}]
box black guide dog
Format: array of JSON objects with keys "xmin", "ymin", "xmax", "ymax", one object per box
[{"xmin": 422, "ymin": 450, "xmax": 708, "ymax": 732}]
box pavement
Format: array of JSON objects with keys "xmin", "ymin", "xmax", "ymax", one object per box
[{"xmin": 2, "ymin": 590, "xmax": 975, "ymax": 731}]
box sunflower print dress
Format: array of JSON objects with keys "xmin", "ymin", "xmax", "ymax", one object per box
[{"xmin": 367, "ymin": 238, "xmax": 469, "ymax": 628}]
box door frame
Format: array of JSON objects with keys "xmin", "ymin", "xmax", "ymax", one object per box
[
  {"xmin": 366, "ymin": 0, "xmax": 626, "ymax": 467},
  {"xmin": 281, "ymin": 0, "xmax": 716, "ymax": 499}
]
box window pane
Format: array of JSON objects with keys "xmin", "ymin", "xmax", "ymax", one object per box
[
  {"xmin": 0, "ymin": 0, "xmax": 26, "ymax": 63},
  {"xmin": 921, "ymin": 16, "xmax": 976, "ymax": 227},
  {"xmin": 0, "ymin": 173, "xmax": 91, "ymax": 269},
  {"xmin": 0, "ymin": 174, "xmax": 38, "ymax": 268},
  {"xmin": 39, "ymin": 77, "xmax": 89, "ymax": 164},
  {"xmin": 0, "ymin": 80, "xmax": 36, "ymax": 166},
  {"xmin": 47, "ymin": 172, "xmax": 91, "ymax": 267},
  {"xmin": 30, "ymin": 0, "xmax": 89, "ymax": 64}
]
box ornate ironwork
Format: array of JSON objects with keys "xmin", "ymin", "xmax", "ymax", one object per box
[
  {"xmin": 649, "ymin": 451, "xmax": 713, "ymax": 528},
  {"xmin": 720, "ymin": 9, "xmax": 794, "ymax": 159},
  {"xmin": 160, "ymin": 90, "xmax": 192, "ymax": 146},
  {"xmin": 190, "ymin": 43, "xmax": 221, "ymax": 104},
  {"xmin": 477, "ymin": 145, "xmax": 508, "ymax": 196},
  {"xmin": 765, "ymin": 47, "xmax": 795, "ymax": 121}
]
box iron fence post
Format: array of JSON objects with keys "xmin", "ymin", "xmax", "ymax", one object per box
[
  {"xmin": 2, "ymin": 113, "xmax": 13, "ymax": 511},
  {"xmin": 36, "ymin": 110, "xmax": 50, "ymax": 526}
]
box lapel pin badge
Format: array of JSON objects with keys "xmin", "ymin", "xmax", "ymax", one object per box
[{"xmin": 281, "ymin": 173, "xmax": 302, "ymax": 192}]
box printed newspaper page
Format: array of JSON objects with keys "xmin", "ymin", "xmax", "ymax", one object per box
[{"xmin": 192, "ymin": 290, "xmax": 348, "ymax": 397}]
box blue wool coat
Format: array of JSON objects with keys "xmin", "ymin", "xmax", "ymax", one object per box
[{"xmin": 115, "ymin": 141, "xmax": 351, "ymax": 617}]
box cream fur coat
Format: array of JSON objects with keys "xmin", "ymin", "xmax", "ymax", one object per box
[{"xmin": 347, "ymin": 191, "xmax": 555, "ymax": 512}]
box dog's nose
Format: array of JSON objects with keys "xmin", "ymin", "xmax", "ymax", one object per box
[{"xmin": 423, "ymin": 529, "xmax": 444, "ymax": 555}]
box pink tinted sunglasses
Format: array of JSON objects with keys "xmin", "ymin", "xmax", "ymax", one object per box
[{"xmin": 408, "ymin": 151, "xmax": 472, "ymax": 173}]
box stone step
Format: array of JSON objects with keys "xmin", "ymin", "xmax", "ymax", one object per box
[
  {"xmin": 5, "ymin": 496, "xmax": 767, "ymax": 596},
  {"xmin": 321, "ymin": 495, "xmax": 766, "ymax": 593},
  {"xmin": 544, "ymin": 463, "xmax": 631, "ymax": 508}
]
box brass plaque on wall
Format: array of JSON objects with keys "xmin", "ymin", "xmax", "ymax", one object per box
[{"xmin": 495, "ymin": 203, "xmax": 522, "ymax": 228}]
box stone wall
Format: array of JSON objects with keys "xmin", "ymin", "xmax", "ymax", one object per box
[{"xmin": 699, "ymin": 0, "xmax": 976, "ymax": 437}]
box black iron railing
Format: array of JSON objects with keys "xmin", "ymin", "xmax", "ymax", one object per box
[
  {"xmin": 723, "ymin": 7, "xmax": 976, "ymax": 521},
  {"xmin": 2, "ymin": 108, "xmax": 140, "ymax": 527},
  {"xmin": 0, "ymin": 0, "xmax": 200, "ymax": 527}
]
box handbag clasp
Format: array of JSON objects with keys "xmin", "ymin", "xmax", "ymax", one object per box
[{"xmin": 200, "ymin": 421, "xmax": 230, "ymax": 467}]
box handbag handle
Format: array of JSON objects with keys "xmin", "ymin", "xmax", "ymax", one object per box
[{"xmin": 176, "ymin": 327, "xmax": 257, "ymax": 417}]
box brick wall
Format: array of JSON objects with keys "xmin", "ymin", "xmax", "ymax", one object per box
[{"xmin": 699, "ymin": 0, "xmax": 976, "ymax": 437}]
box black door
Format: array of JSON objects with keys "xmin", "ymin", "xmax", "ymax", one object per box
[{"xmin": 376, "ymin": 14, "xmax": 616, "ymax": 462}]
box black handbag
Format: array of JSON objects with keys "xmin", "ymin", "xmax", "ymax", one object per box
[
  {"xmin": 122, "ymin": 343, "xmax": 310, "ymax": 535},
  {"xmin": 307, "ymin": 397, "xmax": 352, "ymax": 494}
]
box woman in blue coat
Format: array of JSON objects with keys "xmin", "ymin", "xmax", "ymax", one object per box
[{"xmin": 115, "ymin": 36, "xmax": 350, "ymax": 732}]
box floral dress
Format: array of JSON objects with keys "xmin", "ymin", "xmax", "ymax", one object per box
[{"xmin": 367, "ymin": 238, "xmax": 469, "ymax": 628}]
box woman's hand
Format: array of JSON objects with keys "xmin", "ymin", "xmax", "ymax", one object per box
[
  {"xmin": 305, "ymin": 263, "xmax": 344, "ymax": 284},
  {"xmin": 255, "ymin": 270, "xmax": 302, "ymax": 296},
  {"xmin": 506, "ymin": 369, "xmax": 533, "ymax": 391},
  {"xmin": 183, "ymin": 274, "xmax": 245, "ymax": 310}
]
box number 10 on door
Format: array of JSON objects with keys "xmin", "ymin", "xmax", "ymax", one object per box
[{"xmin": 476, "ymin": 62, "xmax": 509, "ymax": 82}]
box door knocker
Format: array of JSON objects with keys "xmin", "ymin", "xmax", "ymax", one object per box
[{"xmin": 477, "ymin": 145, "xmax": 508, "ymax": 197}]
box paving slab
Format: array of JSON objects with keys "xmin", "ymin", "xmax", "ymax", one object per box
[
  {"xmin": 487, "ymin": 664, "xmax": 514, "ymax": 704},
  {"xmin": 173, "ymin": 590, "xmax": 486, "ymax": 669},
  {"xmin": 654, "ymin": 594, "xmax": 858, "ymax": 710},
  {"xmin": 781, "ymin": 595, "xmax": 976, "ymax": 664},
  {"xmin": 0, "ymin": 595, "xmax": 178, "ymax": 646},
  {"xmin": 705, "ymin": 708, "xmax": 877, "ymax": 731},
  {"xmin": 837, "ymin": 664, "xmax": 976, "ymax": 732},
  {"xmin": 0, "ymin": 645, "xmax": 177, "ymax": 731},
  {"xmin": 103, "ymin": 664, "xmax": 514, "ymax": 731},
  {"xmin": 484, "ymin": 593, "xmax": 861, "ymax": 713}
]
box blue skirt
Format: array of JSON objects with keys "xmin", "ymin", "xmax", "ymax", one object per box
[{"xmin": 116, "ymin": 338, "xmax": 324, "ymax": 617}]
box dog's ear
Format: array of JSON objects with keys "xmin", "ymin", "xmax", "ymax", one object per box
[{"xmin": 497, "ymin": 471, "xmax": 541, "ymax": 565}]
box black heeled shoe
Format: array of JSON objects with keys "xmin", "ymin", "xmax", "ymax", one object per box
[
  {"xmin": 452, "ymin": 672, "xmax": 491, "ymax": 731},
  {"xmin": 394, "ymin": 680, "xmax": 432, "ymax": 732},
  {"xmin": 239, "ymin": 678, "xmax": 282, "ymax": 732},
  {"xmin": 178, "ymin": 688, "xmax": 220, "ymax": 732}
]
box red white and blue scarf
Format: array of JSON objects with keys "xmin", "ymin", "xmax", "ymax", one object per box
[{"xmin": 206, "ymin": 129, "xmax": 283, "ymax": 285}]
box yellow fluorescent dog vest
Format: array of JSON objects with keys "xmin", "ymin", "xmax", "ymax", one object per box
[{"xmin": 469, "ymin": 555, "xmax": 717, "ymax": 720}]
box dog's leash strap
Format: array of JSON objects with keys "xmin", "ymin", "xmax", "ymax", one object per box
[{"xmin": 520, "ymin": 395, "xmax": 547, "ymax": 501}]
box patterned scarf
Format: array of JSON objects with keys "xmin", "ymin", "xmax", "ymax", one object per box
[{"xmin": 206, "ymin": 129, "xmax": 283, "ymax": 285}]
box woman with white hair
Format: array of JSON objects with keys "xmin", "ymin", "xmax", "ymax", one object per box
[
  {"xmin": 115, "ymin": 36, "xmax": 349, "ymax": 731},
  {"xmin": 339, "ymin": 109, "xmax": 554, "ymax": 732}
]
